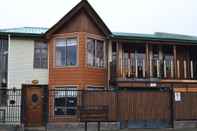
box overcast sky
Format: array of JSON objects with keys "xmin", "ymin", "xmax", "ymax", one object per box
[{"xmin": 0, "ymin": 0, "xmax": 196, "ymax": 35}]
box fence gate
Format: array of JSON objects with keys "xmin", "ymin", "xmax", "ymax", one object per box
[
  {"xmin": 0, "ymin": 89, "xmax": 21, "ymax": 125},
  {"xmin": 117, "ymin": 89, "xmax": 172, "ymax": 128}
]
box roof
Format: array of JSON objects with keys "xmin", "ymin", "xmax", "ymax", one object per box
[
  {"xmin": 0, "ymin": 27, "xmax": 48, "ymax": 34},
  {"xmin": 1, "ymin": 27, "xmax": 197, "ymax": 44},
  {"xmin": 112, "ymin": 32, "xmax": 197, "ymax": 44},
  {"xmin": 0, "ymin": 27, "xmax": 48, "ymax": 38},
  {"xmin": 45, "ymin": 0, "xmax": 111, "ymax": 39}
]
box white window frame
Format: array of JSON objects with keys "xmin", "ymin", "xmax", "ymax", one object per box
[
  {"xmin": 54, "ymin": 35, "xmax": 79, "ymax": 68},
  {"xmin": 86, "ymin": 34, "xmax": 106, "ymax": 69},
  {"xmin": 33, "ymin": 41, "xmax": 48, "ymax": 69}
]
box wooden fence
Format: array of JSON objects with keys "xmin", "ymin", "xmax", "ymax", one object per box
[
  {"xmin": 80, "ymin": 89, "xmax": 172, "ymax": 128},
  {"xmin": 175, "ymin": 92, "xmax": 197, "ymax": 121},
  {"xmin": 48, "ymin": 89, "xmax": 197, "ymax": 128}
]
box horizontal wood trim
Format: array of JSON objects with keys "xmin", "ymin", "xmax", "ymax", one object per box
[
  {"xmin": 174, "ymin": 88, "xmax": 197, "ymax": 92},
  {"xmin": 160, "ymin": 79, "xmax": 197, "ymax": 84}
]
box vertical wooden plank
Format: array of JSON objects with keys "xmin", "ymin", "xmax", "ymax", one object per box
[
  {"xmin": 107, "ymin": 40, "xmax": 112, "ymax": 89},
  {"xmin": 173, "ymin": 45, "xmax": 177, "ymax": 79},
  {"xmin": 116, "ymin": 41, "xmax": 120, "ymax": 78},
  {"xmin": 145, "ymin": 42, "xmax": 149, "ymax": 78}
]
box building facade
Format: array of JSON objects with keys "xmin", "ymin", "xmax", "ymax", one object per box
[{"xmin": 0, "ymin": 0, "xmax": 197, "ymax": 128}]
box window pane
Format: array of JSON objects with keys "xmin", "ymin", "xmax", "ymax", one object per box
[
  {"xmin": 56, "ymin": 39, "xmax": 66, "ymax": 67},
  {"xmin": 55, "ymin": 90, "xmax": 66, "ymax": 115},
  {"xmin": 96, "ymin": 40, "xmax": 104, "ymax": 67},
  {"xmin": 54, "ymin": 87, "xmax": 77, "ymax": 116},
  {"xmin": 87, "ymin": 38, "xmax": 95, "ymax": 66},
  {"xmin": 163, "ymin": 45, "xmax": 173, "ymax": 78},
  {"xmin": 66, "ymin": 38, "xmax": 77, "ymax": 66},
  {"xmin": 34, "ymin": 42, "xmax": 48, "ymax": 69}
]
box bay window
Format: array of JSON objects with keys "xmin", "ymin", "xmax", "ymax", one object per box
[
  {"xmin": 87, "ymin": 38, "xmax": 105, "ymax": 68},
  {"xmin": 55, "ymin": 38, "xmax": 77, "ymax": 67}
]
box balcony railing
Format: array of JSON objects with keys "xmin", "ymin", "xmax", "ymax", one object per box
[{"xmin": 111, "ymin": 58, "xmax": 197, "ymax": 80}]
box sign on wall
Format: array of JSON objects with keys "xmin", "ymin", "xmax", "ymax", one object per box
[{"xmin": 175, "ymin": 92, "xmax": 181, "ymax": 101}]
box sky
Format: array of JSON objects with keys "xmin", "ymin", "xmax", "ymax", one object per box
[{"xmin": 0, "ymin": 0, "xmax": 197, "ymax": 36}]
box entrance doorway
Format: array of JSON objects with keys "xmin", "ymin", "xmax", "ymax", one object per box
[{"xmin": 23, "ymin": 86, "xmax": 45, "ymax": 127}]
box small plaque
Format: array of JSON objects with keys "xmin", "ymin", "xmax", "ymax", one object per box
[
  {"xmin": 32, "ymin": 80, "xmax": 39, "ymax": 85},
  {"xmin": 150, "ymin": 83, "xmax": 157, "ymax": 87},
  {"xmin": 175, "ymin": 92, "xmax": 181, "ymax": 101}
]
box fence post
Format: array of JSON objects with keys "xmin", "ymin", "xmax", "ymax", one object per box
[
  {"xmin": 115, "ymin": 90, "xmax": 119, "ymax": 128},
  {"xmin": 98, "ymin": 121, "xmax": 100, "ymax": 131},
  {"xmin": 44, "ymin": 86, "xmax": 49, "ymax": 127},
  {"xmin": 170, "ymin": 86, "xmax": 175, "ymax": 128},
  {"xmin": 85, "ymin": 122, "xmax": 87, "ymax": 131}
]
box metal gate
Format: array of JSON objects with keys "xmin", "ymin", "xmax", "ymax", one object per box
[{"xmin": 0, "ymin": 89, "xmax": 22, "ymax": 125}]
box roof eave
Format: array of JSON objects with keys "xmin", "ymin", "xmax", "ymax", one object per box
[
  {"xmin": 110, "ymin": 35, "xmax": 197, "ymax": 44},
  {"xmin": 45, "ymin": 0, "xmax": 111, "ymax": 39},
  {"xmin": 0, "ymin": 32, "xmax": 44, "ymax": 39}
]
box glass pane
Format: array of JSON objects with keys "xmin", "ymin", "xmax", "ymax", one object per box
[
  {"xmin": 87, "ymin": 38, "xmax": 95, "ymax": 66},
  {"xmin": 66, "ymin": 38, "xmax": 77, "ymax": 66},
  {"xmin": 54, "ymin": 87, "xmax": 77, "ymax": 116},
  {"xmin": 96, "ymin": 40, "xmax": 104, "ymax": 68},
  {"xmin": 34, "ymin": 42, "xmax": 48, "ymax": 68},
  {"xmin": 56, "ymin": 39, "xmax": 66, "ymax": 66},
  {"xmin": 163, "ymin": 45, "xmax": 173, "ymax": 78},
  {"xmin": 152, "ymin": 46, "xmax": 159, "ymax": 78}
]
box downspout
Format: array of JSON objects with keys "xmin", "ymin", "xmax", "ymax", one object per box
[
  {"xmin": 7, "ymin": 34, "xmax": 10, "ymax": 88},
  {"xmin": 107, "ymin": 39, "xmax": 112, "ymax": 90}
]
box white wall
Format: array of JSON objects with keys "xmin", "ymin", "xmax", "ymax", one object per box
[{"xmin": 7, "ymin": 38, "xmax": 48, "ymax": 89}]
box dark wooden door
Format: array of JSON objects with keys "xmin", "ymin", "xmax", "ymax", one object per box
[{"xmin": 25, "ymin": 86, "xmax": 44, "ymax": 127}]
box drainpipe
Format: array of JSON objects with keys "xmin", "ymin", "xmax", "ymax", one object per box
[{"xmin": 7, "ymin": 34, "xmax": 10, "ymax": 88}]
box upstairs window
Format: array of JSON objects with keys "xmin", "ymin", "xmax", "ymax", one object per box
[
  {"xmin": 34, "ymin": 42, "xmax": 48, "ymax": 69},
  {"xmin": 87, "ymin": 38, "xmax": 105, "ymax": 68},
  {"xmin": 55, "ymin": 38, "xmax": 77, "ymax": 67}
]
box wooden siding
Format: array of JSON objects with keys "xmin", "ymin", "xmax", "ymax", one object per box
[
  {"xmin": 48, "ymin": 8, "xmax": 107, "ymax": 90},
  {"xmin": 55, "ymin": 9, "xmax": 104, "ymax": 36},
  {"xmin": 48, "ymin": 32, "xmax": 107, "ymax": 90}
]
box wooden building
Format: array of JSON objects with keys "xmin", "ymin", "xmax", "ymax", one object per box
[{"xmin": 0, "ymin": 0, "xmax": 197, "ymax": 128}]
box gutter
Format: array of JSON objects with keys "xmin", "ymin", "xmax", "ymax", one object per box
[
  {"xmin": 0, "ymin": 32, "xmax": 44, "ymax": 39},
  {"xmin": 110, "ymin": 34, "xmax": 197, "ymax": 44}
]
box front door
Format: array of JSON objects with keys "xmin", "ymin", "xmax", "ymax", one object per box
[{"xmin": 24, "ymin": 86, "xmax": 44, "ymax": 126}]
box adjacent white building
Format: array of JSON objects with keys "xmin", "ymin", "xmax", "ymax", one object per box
[
  {"xmin": 8, "ymin": 38, "xmax": 48, "ymax": 89},
  {"xmin": 0, "ymin": 27, "xmax": 49, "ymax": 89},
  {"xmin": 0, "ymin": 27, "xmax": 48, "ymax": 124}
]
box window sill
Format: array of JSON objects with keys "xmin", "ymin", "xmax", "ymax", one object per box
[
  {"xmin": 87, "ymin": 66, "xmax": 106, "ymax": 70},
  {"xmin": 54, "ymin": 65, "xmax": 79, "ymax": 68},
  {"xmin": 54, "ymin": 115, "xmax": 78, "ymax": 118},
  {"xmin": 33, "ymin": 68, "xmax": 48, "ymax": 70}
]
